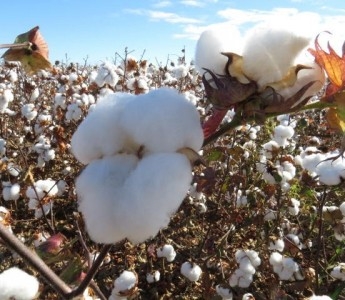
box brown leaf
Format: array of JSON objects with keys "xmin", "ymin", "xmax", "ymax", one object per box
[
  {"xmin": 309, "ymin": 32, "xmax": 345, "ymax": 95},
  {"xmin": 202, "ymin": 68, "xmax": 257, "ymax": 110}
]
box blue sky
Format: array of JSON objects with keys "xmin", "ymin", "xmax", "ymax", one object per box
[{"xmin": 0, "ymin": 0, "xmax": 344, "ymax": 66}]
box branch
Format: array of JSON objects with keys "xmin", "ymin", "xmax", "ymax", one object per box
[{"xmin": 0, "ymin": 223, "xmax": 72, "ymax": 298}]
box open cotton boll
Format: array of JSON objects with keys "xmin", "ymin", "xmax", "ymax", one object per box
[
  {"xmin": 194, "ymin": 23, "xmax": 243, "ymax": 75},
  {"xmin": 76, "ymin": 154, "xmax": 139, "ymax": 244},
  {"xmin": 120, "ymin": 152, "xmax": 192, "ymax": 244},
  {"xmin": 110, "ymin": 270, "xmax": 137, "ymax": 298},
  {"xmin": 71, "ymin": 92, "xmax": 134, "ymax": 164},
  {"xmin": 156, "ymin": 244, "xmax": 176, "ymax": 262},
  {"xmin": 119, "ymin": 88, "xmax": 203, "ymax": 154},
  {"xmin": 242, "ymin": 25, "xmax": 310, "ymax": 89},
  {"xmin": 77, "ymin": 152, "xmax": 192, "ymax": 244},
  {"xmin": 0, "ymin": 267, "xmax": 39, "ymax": 300},
  {"xmin": 181, "ymin": 262, "xmax": 202, "ymax": 282}
]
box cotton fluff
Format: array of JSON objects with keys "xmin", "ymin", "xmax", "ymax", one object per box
[
  {"xmin": 0, "ymin": 267, "xmax": 39, "ymax": 300},
  {"xmin": 109, "ymin": 270, "xmax": 137, "ymax": 298},
  {"xmin": 269, "ymin": 252, "xmax": 299, "ymax": 280},
  {"xmin": 216, "ymin": 285, "xmax": 233, "ymax": 299},
  {"xmin": 299, "ymin": 148, "xmax": 345, "ymax": 185},
  {"xmin": 119, "ymin": 88, "xmax": 203, "ymax": 154},
  {"xmin": 146, "ymin": 270, "xmax": 160, "ymax": 283},
  {"xmin": 242, "ymin": 25, "xmax": 310, "ymax": 89},
  {"xmin": 229, "ymin": 250, "xmax": 261, "ymax": 288},
  {"xmin": 2, "ymin": 182, "xmax": 20, "ymax": 201},
  {"xmin": 330, "ymin": 263, "xmax": 345, "ymax": 281},
  {"xmin": 71, "ymin": 92, "xmax": 134, "ymax": 164},
  {"xmin": 156, "ymin": 244, "xmax": 176, "ymax": 262},
  {"xmin": 26, "ymin": 179, "xmax": 58, "ymax": 218},
  {"xmin": 273, "ymin": 125, "xmax": 294, "ymax": 147},
  {"xmin": 194, "ymin": 23, "xmax": 243, "ymax": 75},
  {"xmin": 94, "ymin": 61, "xmax": 119, "ymax": 87},
  {"xmin": 71, "ymin": 88, "xmax": 203, "ymax": 164},
  {"xmin": 76, "ymin": 153, "xmax": 192, "ymax": 244},
  {"xmin": 180, "ymin": 261, "xmax": 202, "ymax": 282}
]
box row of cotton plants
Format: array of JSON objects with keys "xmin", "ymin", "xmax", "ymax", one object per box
[{"xmin": 1, "ymin": 23, "xmax": 345, "ymax": 299}]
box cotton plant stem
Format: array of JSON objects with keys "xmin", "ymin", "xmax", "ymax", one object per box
[
  {"xmin": 0, "ymin": 222, "xmax": 72, "ymax": 298},
  {"xmin": 67, "ymin": 244, "xmax": 112, "ymax": 298},
  {"xmin": 0, "ymin": 42, "xmax": 30, "ymax": 49}
]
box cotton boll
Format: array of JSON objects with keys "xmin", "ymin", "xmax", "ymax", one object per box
[
  {"xmin": 94, "ymin": 61, "xmax": 119, "ymax": 87},
  {"xmin": 330, "ymin": 263, "xmax": 345, "ymax": 281},
  {"xmin": 0, "ymin": 267, "xmax": 39, "ymax": 300},
  {"xmin": 157, "ymin": 244, "xmax": 176, "ymax": 262},
  {"xmin": 71, "ymin": 92, "xmax": 134, "ymax": 164},
  {"xmin": 146, "ymin": 270, "xmax": 160, "ymax": 283},
  {"xmin": 110, "ymin": 270, "xmax": 137, "ymax": 298},
  {"xmin": 181, "ymin": 262, "xmax": 202, "ymax": 282},
  {"xmin": 76, "ymin": 154, "xmax": 139, "ymax": 244},
  {"xmin": 274, "ymin": 125, "xmax": 294, "ymax": 143},
  {"xmin": 269, "ymin": 252, "xmax": 283, "ymax": 266},
  {"xmin": 216, "ymin": 285, "xmax": 233, "ymax": 299},
  {"xmin": 242, "ymin": 25, "xmax": 310, "ymax": 89},
  {"xmin": 194, "ymin": 23, "xmax": 243, "ymax": 75},
  {"xmin": 119, "ymin": 88, "xmax": 203, "ymax": 154},
  {"xmin": 120, "ymin": 152, "xmax": 192, "ymax": 244},
  {"xmin": 77, "ymin": 152, "xmax": 192, "ymax": 244},
  {"xmin": 229, "ymin": 268, "xmax": 253, "ymax": 288},
  {"xmin": 269, "ymin": 238, "xmax": 285, "ymax": 252},
  {"xmin": 2, "ymin": 182, "xmax": 20, "ymax": 201}
]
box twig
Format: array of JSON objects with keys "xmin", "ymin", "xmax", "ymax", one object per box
[
  {"xmin": 0, "ymin": 42, "xmax": 31, "ymax": 49},
  {"xmin": 315, "ymin": 187, "xmax": 327, "ymax": 292},
  {"xmin": 66, "ymin": 244, "xmax": 112, "ymax": 298},
  {"xmin": 0, "ymin": 222, "xmax": 72, "ymax": 298}
]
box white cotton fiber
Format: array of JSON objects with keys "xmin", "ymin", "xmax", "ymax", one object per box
[
  {"xmin": 194, "ymin": 23, "xmax": 243, "ymax": 75},
  {"xmin": 0, "ymin": 267, "xmax": 39, "ymax": 300},
  {"xmin": 119, "ymin": 88, "xmax": 203, "ymax": 154},
  {"xmin": 77, "ymin": 152, "xmax": 192, "ymax": 244},
  {"xmin": 119, "ymin": 152, "xmax": 192, "ymax": 244},
  {"xmin": 76, "ymin": 154, "xmax": 139, "ymax": 243},
  {"xmin": 242, "ymin": 25, "xmax": 310, "ymax": 88},
  {"xmin": 71, "ymin": 92, "xmax": 134, "ymax": 164}
]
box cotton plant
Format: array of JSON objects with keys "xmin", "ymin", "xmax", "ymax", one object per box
[
  {"xmin": 32, "ymin": 135, "xmax": 55, "ymax": 167},
  {"xmin": 180, "ymin": 261, "xmax": 202, "ymax": 282},
  {"xmin": 0, "ymin": 267, "xmax": 40, "ymax": 300},
  {"xmin": 330, "ymin": 263, "xmax": 345, "ymax": 281},
  {"xmin": 2, "ymin": 182, "xmax": 20, "ymax": 201},
  {"xmin": 93, "ymin": 61, "xmax": 119, "ymax": 88},
  {"xmin": 195, "ymin": 23, "xmax": 326, "ymax": 141},
  {"xmin": 296, "ymin": 147, "xmax": 345, "ymax": 185},
  {"xmin": 229, "ymin": 249, "xmax": 261, "ymax": 288},
  {"xmin": 21, "ymin": 103, "xmax": 38, "ymax": 121},
  {"xmin": 0, "ymin": 87, "xmax": 14, "ymax": 113},
  {"xmin": 108, "ymin": 270, "xmax": 138, "ymax": 300},
  {"xmin": 146, "ymin": 270, "xmax": 160, "ymax": 283},
  {"xmin": 26, "ymin": 179, "xmax": 58, "ymax": 218},
  {"xmin": 72, "ymin": 88, "xmax": 203, "ymax": 244},
  {"xmin": 215, "ymin": 284, "xmax": 233, "ymax": 300},
  {"xmin": 269, "ymin": 252, "xmax": 303, "ymax": 280},
  {"xmin": 156, "ymin": 244, "xmax": 176, "ymax": 262}
]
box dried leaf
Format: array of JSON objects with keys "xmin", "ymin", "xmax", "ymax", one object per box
[
  {"xmin": 324, "ymin": 90, "xmax": 345, "ymax": 132},
  {"xmin": 309, "ymin": 32, "xmax": 345, "ymax": 94},
  {"xmin": 2, "ymin": 26, "xmax": 52, "ymax": 74},
  {"xmin": 202, "ymin": 68, "xmax": 257, "ymax": 110},
  {"xmin": 222, "ymin": 52, "xmax": 251, "ymax": 84},
  {"xmin": 263, "ymin": 64, "xmax": 312, "ymax": 92}
]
